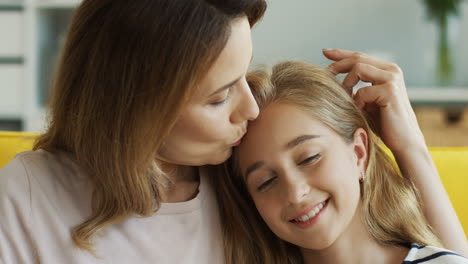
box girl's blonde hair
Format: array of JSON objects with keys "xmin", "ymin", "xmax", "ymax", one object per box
[
  {"xmin": 211, "ymin": 61, "xmax": 442, "ymax": 263},
  {"xmin": 33, "ymin": 0, "xmax": 266, "ymax": 254}
]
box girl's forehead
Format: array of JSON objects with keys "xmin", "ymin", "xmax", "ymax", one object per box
[
  {"xmin": 241, "ymin": 103, "xmax": 334, "ymax": 154},
  {"xmin": 250, "ymin": 103, "xmax": 324, "ymax": 133}
]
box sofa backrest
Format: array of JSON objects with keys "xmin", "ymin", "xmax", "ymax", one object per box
[{"xmin": 1, "ymin": 131, "xmax": 467, "ymax": 238}]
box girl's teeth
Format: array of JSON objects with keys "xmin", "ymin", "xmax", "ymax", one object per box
[{"xmin": 294, "ymin": 200, "xmax": 326, "ymax": 222}]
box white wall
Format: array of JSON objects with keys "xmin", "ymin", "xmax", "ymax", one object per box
[{"xmin": 251, "ymin": 0, "xmax": 468, "ymax": 87}]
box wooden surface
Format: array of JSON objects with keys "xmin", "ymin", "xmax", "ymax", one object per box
[{"xmin": 415, "ymin": 107, "xmax": 468, "ymax": 147}]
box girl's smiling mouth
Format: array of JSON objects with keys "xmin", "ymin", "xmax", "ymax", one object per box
[{"xmin": 289, "ymin": 199, "xmax": 329, "ymax": 229}]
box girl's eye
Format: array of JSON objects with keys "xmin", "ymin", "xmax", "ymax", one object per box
[
  {"xmin": 298, "ymin": 154, "xmax": 321, "ymax": 166},
  {"xmin": 257, "ymin": 176, "xmax": 277, "ymax": 191}
]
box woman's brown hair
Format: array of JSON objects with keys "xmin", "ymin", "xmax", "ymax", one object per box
[
  {"xmin": 33, "ymin": 0, "xmax": 266, "ymax": 253},
  {"xmin": 212, "ymin": 61, "xmax": 442, "ymax": 263}
]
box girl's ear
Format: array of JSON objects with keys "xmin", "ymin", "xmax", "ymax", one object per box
[{"xmin": 353, "ymin": 128, "xmax": 368, "ymax": 171}]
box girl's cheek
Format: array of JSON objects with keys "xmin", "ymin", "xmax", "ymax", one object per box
[
  {"xmin": 257, "ymin": 198, "xmax": 279, "ymax": 218},
  {"xmin": 254, "ymin": 198, "xmax": 270, "ymax": 214}
]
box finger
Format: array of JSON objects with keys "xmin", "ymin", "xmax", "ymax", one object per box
[
  {"xmin": 329, "ymin": 56, "xmax": 396, "ymax": 74},
  {"xmin": 323, "ymin": 49, "xmax": 392, "ymax": 70},
  {"xmin": 342, "ymin": 63, "xmax": 396, "ymax": 92},
  {"xmin": 322, "ymin": 48, "xmax": 360, "ymax": 61},
  {"xmin": 353, "ymin": 84, "xmax": 391, "ymax": 110}
]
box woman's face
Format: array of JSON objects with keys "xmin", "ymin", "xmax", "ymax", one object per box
[
  {"xmin": 159, "ymin": 17, "xmax": 258, "ymax": 166},
  {"xmin": 237, "ymin": 102, "xmax": 368, "ymax": 250}
]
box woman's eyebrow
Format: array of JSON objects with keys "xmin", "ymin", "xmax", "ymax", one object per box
[
  {"xmin": 286, "ymin": 134, "xmax": 320, "ymax": 150},
  {"xmin": 209, "ymin": 76, "xmax": 242, "ymax": 97},
  {"xmin": 209, "ymin": 54, "xmax": 253, "ymax": 97}
]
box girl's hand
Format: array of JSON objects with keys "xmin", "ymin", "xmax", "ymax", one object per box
[{"xmin": 323, "ymin": 48, "xmax": 424, "ymax": 154}]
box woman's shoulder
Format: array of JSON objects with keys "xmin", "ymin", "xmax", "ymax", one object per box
[
  {"xmin": 0, "ymin": 148, "xmax": 93, "ymax": 223},
  {"xmin": 0, "ymin": 150, "xmax": 48, "ymax": 197},
  {"xmin": 403, "ymin": 243, "xmax": 468, "ymax": 264},
  {"xmin": 0, "ymin": 150, "xmax": 95, "ymax": 262},
  {"xmin": 0, "ymin": 149, "xmax": 90, "ymax": 204}
]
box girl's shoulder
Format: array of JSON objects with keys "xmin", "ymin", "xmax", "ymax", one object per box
[{"xmin": 403, "ymin": 243, "xmax": 468, "ymax": 264}]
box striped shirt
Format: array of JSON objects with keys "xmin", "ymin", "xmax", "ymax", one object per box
[{"xmin": 403, "ymin": 244, "xmax": 468, "ymax": 264}]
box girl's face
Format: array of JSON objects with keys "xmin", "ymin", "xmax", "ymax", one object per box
[
  {"xmin": 237, "ymin": 102, "xmax": 368, "ymax": 250},
  {"xmin": 159, "ymin": 17, "xmax": 259, "ymax": 166}
]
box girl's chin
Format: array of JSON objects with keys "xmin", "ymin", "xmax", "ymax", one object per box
[{"xmin": 296, "ymin": 238, "xmax": 337, "ymax": 252}]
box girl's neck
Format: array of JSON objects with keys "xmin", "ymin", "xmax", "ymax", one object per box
[{"xmin": 301, "ymin": 209, "xmax": 409, "ymax": 264}]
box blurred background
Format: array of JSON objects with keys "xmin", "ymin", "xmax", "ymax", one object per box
[{"xmin": 0, "ymin": 0, "xmax": 467, "ymax": 146}]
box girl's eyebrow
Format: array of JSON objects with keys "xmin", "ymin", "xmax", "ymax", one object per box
[
  {"xmin": 244, "ymin": 161, "xmax": 265, "ymax": 180},
  {"xmin": 244, "ymin": 134, "xmax": 320, "ymax": 179},
  {"xmin": 285, "ymin": 134, "xmax": 320, "ymax": 150}
]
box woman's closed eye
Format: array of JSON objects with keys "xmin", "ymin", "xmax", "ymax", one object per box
[
  {"xmin": 298, "ymin": 154, "xmax": 321, "ymax": 166},
  {"xmin": 210, "ymin": 87, "xmax": 232, "ymax": 106}
]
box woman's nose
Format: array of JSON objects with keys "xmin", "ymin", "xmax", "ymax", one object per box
[{"xmin": 230, "ymin": 80, "xmax": 259, "ymax": 124}]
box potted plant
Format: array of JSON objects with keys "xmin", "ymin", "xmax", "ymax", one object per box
[{"xmin": 422, "ymin": 0, "xmax": 464, "ymax": 86}]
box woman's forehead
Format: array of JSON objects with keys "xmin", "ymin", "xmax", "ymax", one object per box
[{"xmin": 193, "ymin": 18, "xmax": 253, "ymax": 99}]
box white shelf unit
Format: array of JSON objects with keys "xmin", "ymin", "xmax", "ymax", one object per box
[
  {"xmin": 0, "ymin": 2, "xmax": 25, "ymax": 128},
  {"xmin": 407, "ymin": 87, "xmax": 468, "ymax": 106},
  {"xmin": 35, "ymin": 0, "xmax": 81, "ymax": 8},
  {"xmin": 0, "ymin": 0, "xmax": 80, "ymax": 132}
]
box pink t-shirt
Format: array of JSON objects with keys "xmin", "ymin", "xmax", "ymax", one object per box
[{"xmin": 0, "ymin": 150, "xmax": 224, "ymax": 264}]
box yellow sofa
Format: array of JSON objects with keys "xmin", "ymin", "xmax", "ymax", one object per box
[
  {"xmin": 0, "ymin": 131, "xmax": 38, "ymax": 167},
  {"xmin": 0, "ymin": 131, "xmax": 467, "ymax": 238}
]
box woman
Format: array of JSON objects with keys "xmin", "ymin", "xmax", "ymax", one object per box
[
  {"xmin": 217, "ymin": 61, "xmax": 468, "ymax": 263},
  {"xmin": 0, "ymin": 0, "xmax": 466, "ymax": 263}
]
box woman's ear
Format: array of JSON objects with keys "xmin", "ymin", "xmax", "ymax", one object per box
[{"xmin": 353, "ymin": 128, "xmax": 368, "ymax": 172}]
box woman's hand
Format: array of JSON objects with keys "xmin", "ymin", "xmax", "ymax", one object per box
[
  {"xmin": 323, "ymin": 48, "xmax": 424, "ymax": 154},
  {"xmin": 323, "ymin": 48, "xmax": 468, "ymax": 255}
]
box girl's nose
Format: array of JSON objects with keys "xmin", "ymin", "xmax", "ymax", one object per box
[{"xmin": 283, "ymin": 173, "xmax": 311, "ymax": 205}]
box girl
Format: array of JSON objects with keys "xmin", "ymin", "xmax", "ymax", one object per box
[
  {"xmin": 0, "ymin": 0, "xmax": 466, "ymax": 262},
  {"xmin": 218, "ymin": 61, "xmax": 468, "ymax": 263}
]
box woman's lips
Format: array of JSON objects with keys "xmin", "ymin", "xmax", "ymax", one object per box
[
  {"xmin": 232, "ymin": 139, "xmax": 242, "ymax": 146},
  {"xmin": 231, "ymin": 134, "xmax": 244, "ymax": 146}
]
